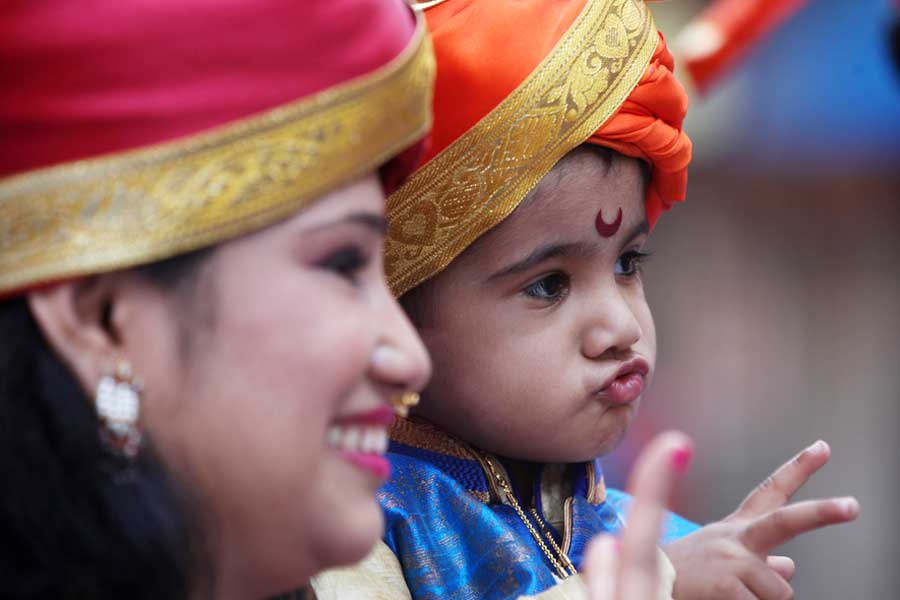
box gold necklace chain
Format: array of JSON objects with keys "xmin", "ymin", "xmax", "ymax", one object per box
[
  {"xmin": 481, "ymin": 456, "xmax": 577, "ymax": 579},
  {"xmin": 530, "ymin": 507, "xmax": 578, "ymax": 576}
]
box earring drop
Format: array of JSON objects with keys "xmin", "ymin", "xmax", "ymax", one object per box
[
  {"xmin": 392, "ymin": 391, "xmax": 420, "ymax": 418},
  {"xmin": 95, "ymin": 361, "xmax": 143, "ymax": 458}
]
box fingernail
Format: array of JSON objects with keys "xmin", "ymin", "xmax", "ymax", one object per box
[
  {"xmin": 671, "ymin": 444, "xmax": 694, "ymax": 474},
  {"xmin": 837, "ymin": 497, "xmax": 859, "ymax": 517},
  {"xmin": 810, "ymin": 440, "xmax": 828, "ymax": 453}
]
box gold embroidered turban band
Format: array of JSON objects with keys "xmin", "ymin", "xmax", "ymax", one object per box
[
  {"xmin": 0, "ymin": 4, "xmax": 435, "ymax": 297},
  {"xmin": 385, "ymin": 0, "xmax": 692, "ymax": 297}
]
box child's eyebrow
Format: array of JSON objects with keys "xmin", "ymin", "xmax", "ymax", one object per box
[
  {"xmin": 486, "ymin": 218, "xmax": 649, "ymax": 282},
  {"xmin": 625, "ymin": 219, "xmax": 650, "ymax": 241},
  {"xmin": 487, "ymin": 242, "xmax": 595, "ymax": 281}
]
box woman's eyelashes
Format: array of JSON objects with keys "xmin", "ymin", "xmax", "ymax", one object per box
[
  {"xmin": 316, "ymin": 246, "xmax": 370, "ymax": 283},
  {"xmin": 615, "ymin": 250, "xmax": 651, "ymax": 277},
  {"xmin": 522, "ymin": 272, "xmax": 570, "ymax": 303}
]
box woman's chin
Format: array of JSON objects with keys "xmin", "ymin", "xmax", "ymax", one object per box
[{"xmin": 313, "ymin": 496, "xmax": 385, "ymax": 569}]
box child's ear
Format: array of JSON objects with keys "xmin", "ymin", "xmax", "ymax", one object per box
[{"xmin": 27, "ymin": 275, "xmax": 125, "ymax": 397}]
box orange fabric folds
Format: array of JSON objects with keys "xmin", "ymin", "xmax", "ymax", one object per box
[
  {"xmin": 420, "ymin": 0, "xmax": 587, "ymax": 166},
  {"xmin": 385, "ymin": 0, "xmax": 690, "ymax": 296},
  {"xmin": 422, "ymin": 0, "xmax": 690, "ymax": 226},
  {"xmin": 589, "ymin": 33, "xmax": 691, "ymax": 226}
]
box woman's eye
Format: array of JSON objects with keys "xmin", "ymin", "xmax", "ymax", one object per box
[
  {"xmin": 317, "ymin": 246, "xmax": 368, "ymax": 281},
  {"xmin": 523, "ymin": 272, "xmax": 570, "ymax": 302},
  {"xmin": 615, "ymin": 250, "xmax": 651, "ymax": 277}
]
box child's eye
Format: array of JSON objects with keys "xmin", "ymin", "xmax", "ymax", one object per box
[
  {"xmin": 522, "ymin": 272, "xmax": 570, "ymax": 302},
  {"xmin": 615, "ymin": 250, "xmax": 651, "ymax": 277},
  {"xmin": 316, "ymin": 246, "xmax": 369, "ymax": 282}
]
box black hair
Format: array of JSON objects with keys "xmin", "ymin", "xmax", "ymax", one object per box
[{"xmin": 0, "ymin": 250, "xmax": 209, "ymax": 599}]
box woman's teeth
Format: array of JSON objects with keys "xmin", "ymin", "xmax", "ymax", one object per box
[{"xmin": 327, "ymin": 425, "xmax": 389, "ymax": 454}]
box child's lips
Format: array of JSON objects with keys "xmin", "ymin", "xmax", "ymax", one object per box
[
  {"xmin": 594, "ymin": 358, "xmax": 650, "ymax": 406},
  {"xmin": 600, "ymin": 372, "xmax": 645, "ymax": 405}
]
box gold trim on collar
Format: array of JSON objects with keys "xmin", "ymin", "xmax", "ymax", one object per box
[
  {"xmin": 385, "ymin": 0, "xmax": 658, "ymax": 296},
  {"xmin": 0, "ymin": 14, "xmax": 435, "ymax": 296}
]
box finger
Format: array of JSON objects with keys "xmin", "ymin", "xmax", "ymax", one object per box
[
  {"xmin": 622, "ymin": 431, "xmax": 693, "ymax": 561},
  {"xmin": 767, "ymin": 555, "xmax": 796, "ymax": 581},
  {"xmin": 741, "ymin": 497, "xmax": 860, "ymax": 554},
  {"xmin": 620, "ymin": 431, "xmax": 693, "ymax": 599},
  {"xmin": 735, "ymin": 441, "xmax": 831, "ymax": 518},
  {"xmin": 741, "ymin": 557, "xmax": 794, "ymax": 600},
  {"xmin": 584, "ymin": 536, "xmax": 618, "ymax": 600},
  {"xmin": 710, "ymin": 579, "xmax": 758, "ymax": 600}
]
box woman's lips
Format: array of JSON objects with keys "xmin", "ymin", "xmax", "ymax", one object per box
[
  {"xmin": 328, "ymin": 404, "xmax": 394, "ymax": 481},
  {"xmin": 595, "ymin": 358, "xmax": 650, "ymax": 406},
  {"xmin": 337, "ymin": 404, "xmax": 395, "ymax": 427},
  {"xmin": 339, "ymin": 452, "xmax": 391, "ymax": 480}
]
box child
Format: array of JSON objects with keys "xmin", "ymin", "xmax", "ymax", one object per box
[{"xmin": 313, "ymin": 1, "xmax": 858, "ymax": 598}]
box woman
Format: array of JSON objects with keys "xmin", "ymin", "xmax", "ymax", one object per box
[{"xmin": 0, "ymin": 1, "xmax": 433, "ymax": 598}]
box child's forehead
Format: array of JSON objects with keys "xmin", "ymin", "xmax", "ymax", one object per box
[
  {"xmin": 455, "ymin": 151, "xmax": 648, "ymax": 268},
  {"xmin": 501, "ymin": 149, "xmax": 646, "ymax": 236}
]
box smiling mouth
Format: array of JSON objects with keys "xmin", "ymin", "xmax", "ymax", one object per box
[
  {"xmin": 327, "ymin": 423, "xmax": 391, "ymax": 480},
  {"xmin": 327, "ymin": 424, "xmax": 389, "ymax": 455}
]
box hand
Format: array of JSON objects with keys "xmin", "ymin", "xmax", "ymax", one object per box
[
  {"xmin": 664, "ymin": 440, "xmax": 860, "ymax": 600},
  {"xmin": 584, "ymin": 431, "xmax": 694, "ymax": 600}
]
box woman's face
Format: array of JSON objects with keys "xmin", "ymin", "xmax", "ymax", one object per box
[{"xmin": 122, "ymin": 175, "xmax": 431, "ymax": 596}]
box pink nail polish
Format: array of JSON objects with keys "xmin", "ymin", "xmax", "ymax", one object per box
[{"xmin": 671, "ymin": 445, "xmax": 693, "ymax": 474}]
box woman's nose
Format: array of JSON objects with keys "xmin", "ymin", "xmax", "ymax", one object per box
[{"xmin": 369, "ymin": 299, "xmax": 432, "ymax": 392}]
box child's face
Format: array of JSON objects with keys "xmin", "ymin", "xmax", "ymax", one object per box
[{"xmin": 406, "ymin": 147, "xmax": 656, "ymax": 462}]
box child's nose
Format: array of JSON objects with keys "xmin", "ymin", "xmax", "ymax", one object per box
[{"xmin": 580, "ymin": 290, "xmax": 643, "ymax": 359}]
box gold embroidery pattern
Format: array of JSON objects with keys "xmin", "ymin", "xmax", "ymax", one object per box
[
  {"xmin": 390, "ymin": 416, "xmax": 494, "ymax": 503},
  {"xmin": 390, "ymin": 416, "xmax": 481, "ymax": 462},
  {"xmin": 385, "ymin": 0, "xmax": 657, "ymax": 296},
  {"xmin": 0, "ymin": 16, "xmax": 435, "ymax": 295}
]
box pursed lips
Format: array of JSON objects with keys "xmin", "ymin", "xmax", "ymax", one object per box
[{"xmin": 591, "ymin": 357, "xmax": 650, "ymax": 406}]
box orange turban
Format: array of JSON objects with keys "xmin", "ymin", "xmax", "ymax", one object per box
[
  {"xmin": 385, "ymin": 0, "xmax": 690, "ymax": 296},
  {"xmin": 589, "ymin": 38, "xmax": 690, "ymax": 225}
]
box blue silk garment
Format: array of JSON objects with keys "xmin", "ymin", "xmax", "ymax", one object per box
[{"xmin": 380, "ymin": 418, "xmax": 699, "ymax": 600}]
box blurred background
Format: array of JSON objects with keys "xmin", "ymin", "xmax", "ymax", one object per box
[{"xmin": 605, "ymin": 1, "xmax": 900, "ymax": 598}]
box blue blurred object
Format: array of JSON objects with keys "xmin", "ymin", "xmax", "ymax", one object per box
[{"xmin": 737, "ymin": 0, "xmax": 900, "ymax": 168}]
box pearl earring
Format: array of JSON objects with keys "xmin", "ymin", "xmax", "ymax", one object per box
[{"xmin": 95, "ymin": 361, "xmax": 143, "ymax": 458}]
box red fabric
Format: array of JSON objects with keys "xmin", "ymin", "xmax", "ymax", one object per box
[
  {"xmin": 0, "ymin": 0, "xmax": 417, "ymax": 177},
  {"xmin": 419, "ymin": 0, "xmax": 690, "ymax": 227},
  {"xmin": 681, "ymin": 0, "xmax": 810, "ymax": 95}
]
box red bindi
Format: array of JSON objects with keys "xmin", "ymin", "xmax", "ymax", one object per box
[{"xmin": 595, "ymin": 207, "xmax": 623, "ymax": 238}]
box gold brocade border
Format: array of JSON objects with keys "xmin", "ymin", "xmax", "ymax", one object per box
[
  {"xmin": 385, "ymin": 0, "xmax": 658, "ymax": 296},
  {"xmin": 0, "ymin": 14, "xmax": 435, "ymax": 295},
  {"xmin": 389, "ymin": 415, "xmax": 482, "ymax": 461}
]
